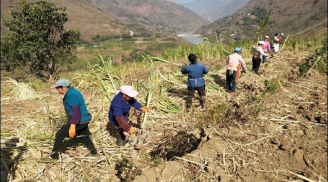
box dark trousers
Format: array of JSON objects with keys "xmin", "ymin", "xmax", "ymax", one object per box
[
  {"xmin": 252, "ymin": 57, "xmax": 261, "ymax": 74},
  {"xmin": 187, "ymin": 85, "xmax": 206, "ymax": 108},
  {"xmin": 117, "ymin": 128, "xmax": 126, "ymax": 141},
  {"xmin": 262, "ymin": 55, "xmax": 267, "ymax": 63},
  {"xmin": 52, "ymin": 123, "xmax": 97, "ymax": 154},
  {"xmin": 226, "ymin": 70, "xmax": 237, "ymax": 92}
]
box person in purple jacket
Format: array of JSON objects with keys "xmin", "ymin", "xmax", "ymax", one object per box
[
  {"xmin": 108, "ymin": 85, "xmax": 150, "ymax": 146},
  {"xmin": 181, "ymin": 54, "xmax": 209, "ymax": 110},
  {"xmin": 44, "ymin": 79, "xmax": 98, "ymax": 161}
]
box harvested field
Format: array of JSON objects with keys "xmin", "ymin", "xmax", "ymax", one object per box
[{"xmin": 1, "ymin": 50, "xmax": 327, "ymax": 182}]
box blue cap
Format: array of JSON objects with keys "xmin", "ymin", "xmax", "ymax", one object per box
[
  {"xmin": 51, "ymin": 79, "xmax": 70, "ymax": 88},
  {"xmin": 234, "ymin": 47, "xmax": 242, "ymax": 53}
]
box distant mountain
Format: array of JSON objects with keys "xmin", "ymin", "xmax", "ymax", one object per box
[
  {"xmin": 181, "ymin": 0, "xmax": 249, "ymax": 22},
  {"xmin": 196, "ymin": 0, "xmax": 328, "ymax": 43},
  {"xmin": 1, "ymin": 0, "xmax": 209, "ymax": 41},
  {"xmin": 168, "ymin": 0, "xmax": 195, "ymax": 4},
  {"xmin": 87, "ymin": 0, "xmax": 209, "ymax": 33}
]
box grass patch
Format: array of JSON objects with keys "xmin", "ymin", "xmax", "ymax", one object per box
[
  {"xmin": 29, "ymin": 79, "xmax": 49, "ymax": 91},
  {"xmin": 315, "ymin": 58, "xmax": 327, "ymax": 74},
  {"xmin": 209, "ymin": 104, "xmax": 228, "ymax": 127},
  {"xmin": 255, "ymin": 106, "xmax": 266, "ymax": 117},
  {"xmin": 152, "ymin": 154, "xmax": 165, "ymax": 165},
  {"xmin": 262, "ymin": 80, "xmax": 280, "ymax": 96},
  {"xmin": 299, "ymin": 64, "xmax": 310, "ymax": 75}
]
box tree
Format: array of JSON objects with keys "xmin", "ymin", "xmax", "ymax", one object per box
[{"xmin": 1, "ymin": 1, "xmax": 80, "ymax": 81}]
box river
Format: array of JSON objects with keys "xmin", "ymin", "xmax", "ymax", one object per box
[{"xmin": 177, "ymin": 33, "xmax": 203, "ymax": 45}]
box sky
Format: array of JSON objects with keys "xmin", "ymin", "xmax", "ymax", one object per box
[{"xmin": 168, "ymin": 0, "xmax": 195, "ymax": 4}]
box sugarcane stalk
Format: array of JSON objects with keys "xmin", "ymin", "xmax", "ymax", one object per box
[
  {"xmin": 141, "ymin": 89, "xmax": 152, "ymax": 128},
  {"xmin": 151, "ymin": 56, "xmax": 181, "ymax": 66},
  {"xmin": 279, "ymin": 34, "xmax": 289, "ymax": 52}
]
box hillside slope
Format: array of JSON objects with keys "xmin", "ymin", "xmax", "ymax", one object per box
[
  {"xmin": 1, "ymin": 0, "xmax": 209, "ymax": 41},
  {"xmin": 87, "ymin": 0, "xmax": 209, "ymax": 33},
  {"xmin": 1, "ymin": 48, "xmax": 327, "ymax": 181},
  {"xmin": 197, "ymin": 0, "xmax": 327, "ymax": 42}
]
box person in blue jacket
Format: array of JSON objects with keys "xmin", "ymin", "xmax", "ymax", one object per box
[
  {"xmin": 108, "ymin": 85, "xmax": 150, "ymax": 146},
  {"xmin": 181, "ymin": 54, "xmax": 209, "ymax": 110},
  {"xmin": 45, "ymin": 79, "xmax": 98, "ymax": 160}
]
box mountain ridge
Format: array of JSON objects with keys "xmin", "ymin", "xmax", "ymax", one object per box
[
  {"xmin": 196, "ymin": 0, "xmax": 327, "ymax": 43},
  {"xmin": 1, "ymin": 0, "xmax": 209, "ymax": 42},
  {"xmin": 181, "ymin": 0, "xmax": 249, "ymax": 22}
]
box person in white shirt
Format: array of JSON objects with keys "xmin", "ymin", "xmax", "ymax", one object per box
[
  {"xmin": 273, "ymin": 33, "xmax": 280, "ymax": 53},
  {"xmin": 252, "ymin": 41, "xmax": 272, "ymax": 74}
]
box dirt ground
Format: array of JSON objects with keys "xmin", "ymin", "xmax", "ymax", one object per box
[{"xmin": 1, "ymin": 50, "xmax": 327, "ymax": 182}]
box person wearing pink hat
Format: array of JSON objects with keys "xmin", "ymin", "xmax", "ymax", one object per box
[
  {"xmin": 262, "ymin": 36, "xmax": 271, "ymax": 63},
  {"xmin": 108, "ymin": 85, "xmax": 150, "ymax": 146}
]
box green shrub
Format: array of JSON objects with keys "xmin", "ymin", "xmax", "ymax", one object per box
[
  {"xmin": 210, "ymin": 104, "xmax": 228, "ymax": 127},
  {"xmin": 263, "ymin": 80, "xmax": 280, "ymax": 96},
  {"xmin": 299, "ymin": 64, "xmax": 310, "ymax": 75},
  {"xmin": 315, "ymin": 58, "xmax": 328, "ymax": 74},
  {"xmin": 29, "ymin": 79, "xmax": 48, "ymax": 91}
]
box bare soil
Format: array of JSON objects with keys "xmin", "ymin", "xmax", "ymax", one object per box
[{"xmin": 1, "ymin": 50, "xmax": 327, "ymax": 182}]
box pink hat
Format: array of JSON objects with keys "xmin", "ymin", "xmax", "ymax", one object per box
[
  {"xmin": 264, "ymin": 36, "xmax": 269, "ymax": 39},
  {"xmin": 120, "ymin": 85, "xmax": 139, "ymax": 97}
]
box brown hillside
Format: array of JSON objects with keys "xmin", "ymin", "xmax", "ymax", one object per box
[
  {"xmin": 1, "ymin": 0, "xmax": 127, "ymax": 42},
  {"xmin": 197, "ymin": 0, "xmax": 327, "ymax": 42},
  {"xmin": 87, "ymin": 0, "xmax": 209, "ymax": 33},
  {"xmin": 1, "ymin": 0, "xmax": 209, "ymax": 42},
  {"xmin": 1, "ymin": 49, "xmax": 327, "ymax": 181}
]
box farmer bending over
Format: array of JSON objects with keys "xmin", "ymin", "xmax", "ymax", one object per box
[
  {"xmin": 108, "ymin": 85, "xmax": 149, "ymax": 146},
  {"xmin": 181, "ymin": 54, "xmax": 209, "ymax": 110}
]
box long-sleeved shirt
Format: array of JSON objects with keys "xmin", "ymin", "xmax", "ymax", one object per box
[
  {"xmin": 108, "ymin": 93, "xmax": 143, "ymax": 131},
  {"xmin": 273, "ymin": 36, "xmax": 280, "ymax": 44},
  {"xmin": 63, "ymin": 87, "xmax": 91, "ymax": 124},
  {"xmin": 226, "ymin": 53, "xmax": 246, "ymax": 72},
  {"xmin": 263, "ymin": 41, "xmax": 271, "ymax": 53},
  {"xmin": 252, "ymin": 46, "xmax": 270, "ymax": 59},
  {"xmin": 181, "ymin": 62, "xmax": 208, "ymax": 87}
]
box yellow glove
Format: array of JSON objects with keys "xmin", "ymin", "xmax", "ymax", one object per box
[
  {"xmin": 129, "ymin": 127, "xmax": 136, "ymax": 134},
  {"xmin": 141, "ymin": 106, "xmax": 150, "ymax": 112},
  {"xmin": 69, "ymin": 124, "xmax": 76, "ymax": 138}
]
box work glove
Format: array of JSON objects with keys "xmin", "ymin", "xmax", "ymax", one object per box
[
  {"xmin": 129, "ymin": 127, "xmax": 136, "ymax": 134},
  {"xmin": 69, "ymin": 124, "xmax": 76, "ymax": 138},
  {"xmin": 141, "ymin": 106, "xmax": 150, "ymax": 112}
]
